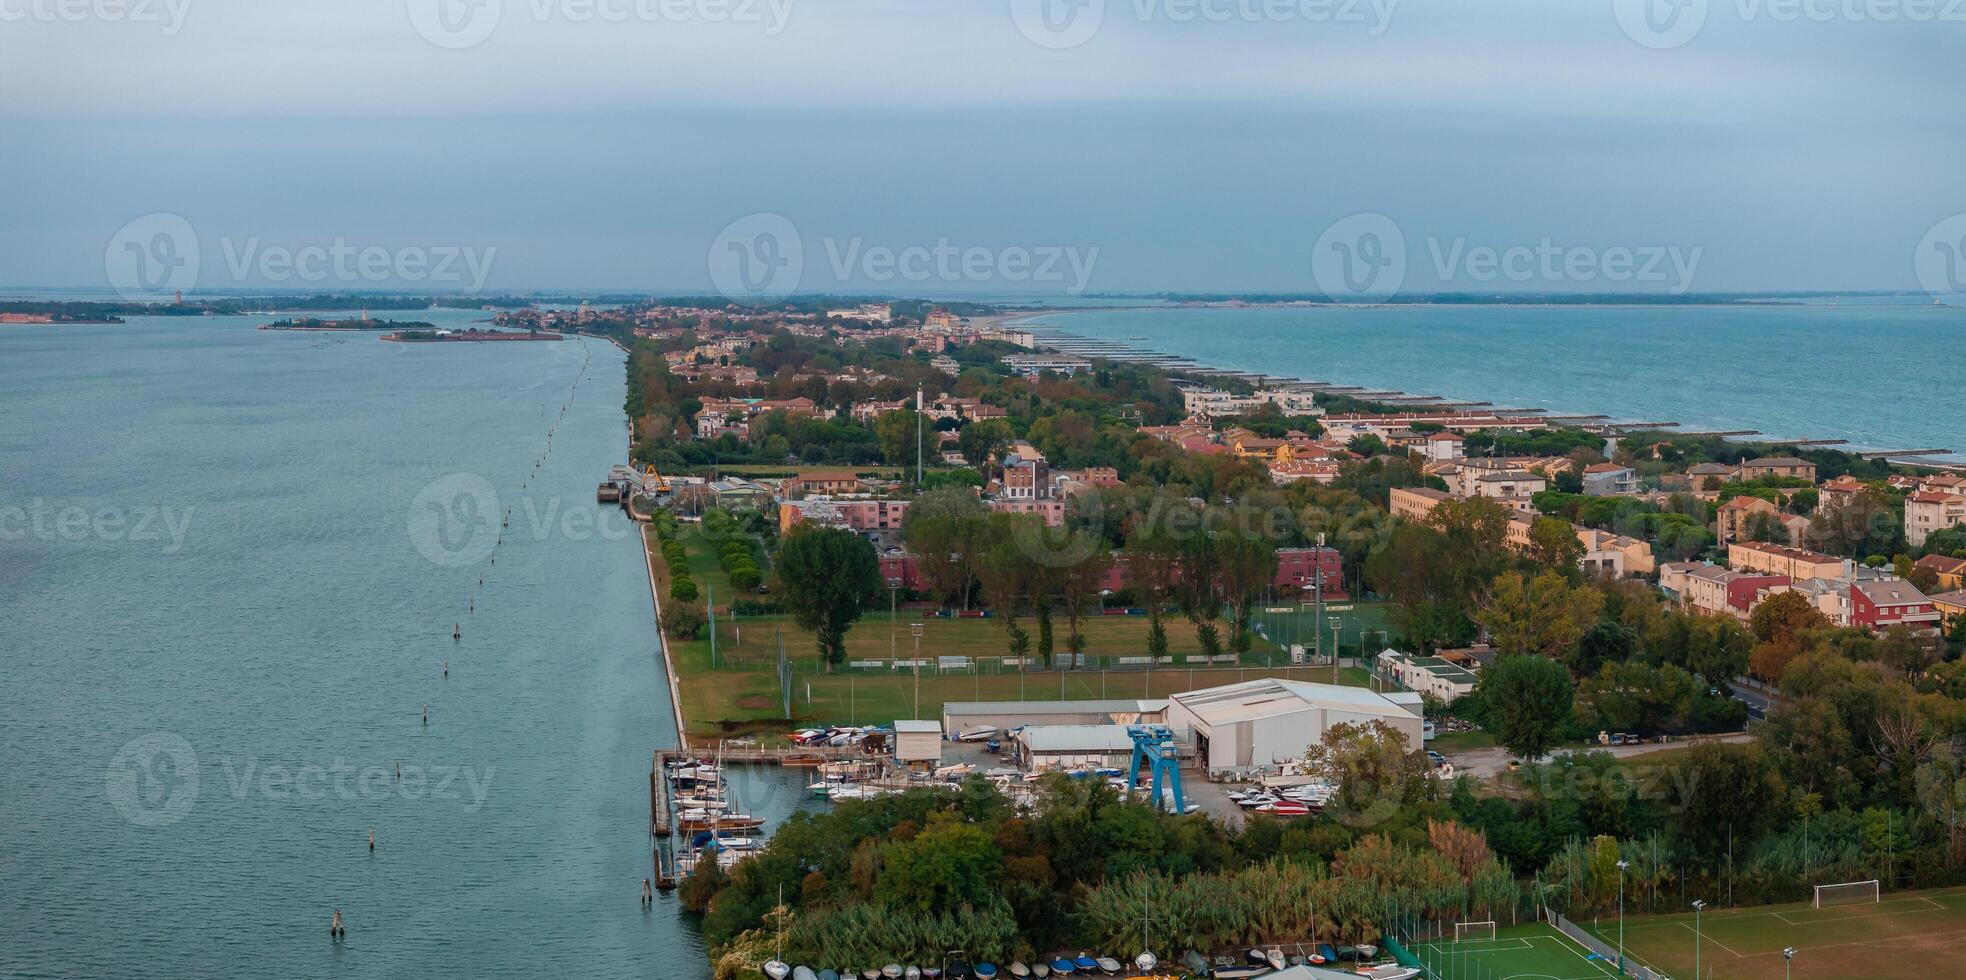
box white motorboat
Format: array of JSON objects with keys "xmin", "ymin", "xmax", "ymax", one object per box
[{"xmin": 955, "ymin": 726, "xmax": 998, "ymax": 742}]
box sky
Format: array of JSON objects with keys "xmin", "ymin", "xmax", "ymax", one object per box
[{"xmin": 2, "ymin": 0, "xmax": 1964, "ymax": 298}]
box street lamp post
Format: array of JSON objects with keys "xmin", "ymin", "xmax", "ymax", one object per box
[
  {"xmin": 1616, "ymin": 859, "xmax": 1630, "ymax": 974},
  {"xmin": 1783, "ymin": 946, "xmax": 1796, "ymax": 980},
  {"xmin": 1692, "ymin": 899, "xmax": 1706, "ymax": 980}
]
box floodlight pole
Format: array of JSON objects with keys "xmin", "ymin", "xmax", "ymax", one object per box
[
  {"xmin": 1616, "ymin": 859, "xmax": 1630, "ymax": 974},
  {"xmin": 1692, "ymin": 899, "xmax": 1706, "ymax": 980},
  {"xmin": 1784, "ymin": 946, "xmax": 1796, "ymax": 980}
]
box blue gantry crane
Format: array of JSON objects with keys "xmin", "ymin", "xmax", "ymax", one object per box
[{"xmin": 1126, "ymin": 724, "xmax": 1186, "ymax": 813}]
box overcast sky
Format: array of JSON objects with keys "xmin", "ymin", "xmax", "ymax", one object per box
[{"xmin": 3, "ymin": 0, "xmax": 1963, "ymax": 296}]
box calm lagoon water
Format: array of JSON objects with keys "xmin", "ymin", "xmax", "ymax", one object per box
[
  {"xmin": 0, "ymin": 312, "xmax": 811, "ymax": 979},
  {"xmin": 1030, "ymin": 303, "xmax": 1966, "ymax": 462}
]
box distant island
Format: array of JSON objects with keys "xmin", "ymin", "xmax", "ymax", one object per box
[
  {"xmin": 260, "ymin": 316, "xmax": 435, "ymax": 331},
  {"xmin": 382, "ymin": 327, "xmax": 564, "ymax": 342},
  {"xmin": 0, "ymin": 310, "xmax": 122, "ymax": 324}
]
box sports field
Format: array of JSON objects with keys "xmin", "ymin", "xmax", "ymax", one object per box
[
  {"xmin": 1409, "ymin": 923, "xmax": 1626, "ymax": 979},
  {"xmin": 1579, "ymin": 885, "xmax": 1966, "ymax": 979}
]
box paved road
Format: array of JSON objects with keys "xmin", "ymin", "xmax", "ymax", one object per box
[{"xmin": 1443, "ymin": 732, "xmax": 1755, "ymax": 779}]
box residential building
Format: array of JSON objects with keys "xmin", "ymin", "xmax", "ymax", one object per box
[
  {"xmin": 999, "ymin": 452, "xmax": 1047, "ymax": 501},
  {"xmin": 989, "ymin": 498, "xmax": 1066, "ymax": 526},
  {"xmin": 1739, "ymin": 457, "xmax": 1817, "ymax": 482},
  {"xmin": 1659, "ymin": 562, "xmax": 1788, "ymax": 619},
  {"xmin": 1581, "ymin": 462, "xmax": 1640, "ymax": 497},
  {"xmin": 1931, "ymin": 590, "xmax": 1966, "ymax": 635},
  {"xmin": 1818, "ymin": 475, "xmax": 1868, "ymax": 511},
  {"xmin": 1463, "ymin": 469, "xmax": 1546, "ymax": 511},
  {"xmin": 1728, "ymin": 541, "xmax": 1847, "ymax": 581},
  {"xmin": 777, "ymin": 497, "xmax": 910, "ymax": 539},
  {"xmin": 1390, "ymin": 486, "xmax": 1452, "ymax": 523},
  {"xmin": 1275, "ymin": 547, "xmax": 1345, "ymax": 597},
  {"xmin": 1417, "ymin": 431, "xmax": 1465, "ymax": 462},
  {"xmin": 1686, "ymin": 462, "xmax": 1738, "ymax": 499},
  {"xmin": 1915, "ymin": 554, "xmax": 1966, "ymax": 592},
  {"xmin": 1850, "ymin": 579, "xmax": 1943, "ymax": 633},
  {"xmin": 1000, "ymin": 353, "xmax": 1090, "ymax": 377},
  {"xmin": 1715, "ymin": 495, "xmax": 1779, "ymax": 545},
  {"xmin": 1576, "ymin": 527, "xmax": 1656, "ymax": 577},
  {"xmin": 1905, "ymin": 490, "xmax": 1966, "ymax": 547},
  {"xmin": 781, "ymin": 470, "xmax": 866, "ymax": 496}
]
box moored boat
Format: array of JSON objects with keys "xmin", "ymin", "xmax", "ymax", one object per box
[
  {"xmin": 795, "ymin": 967, "xmax": 818, "ymax": 980},
  {"xmin": 1008, "ymin": 962, "xmax": 1030, "ymax": 979},
  {"xmin": 883, "ymin": 965, "xmax": 902, "ymax": 979},
  {"xmin": 1050, "ymin": 959, "xmax": 1076, "ymax": 975},
  {"xmin": 1032, "ymin": 962, "xmax": 1050, "ymax": 979},
  {"xmin": 1072, "ymin": 956, "xmax": 1097, "ymax": 973},
  {"xmin": 975, "ymin": 964, "xmax": 998, "ymax": 980},
  {"xmin": 765, "ymin": 962, "xmax": 791, "ymax": 980},
  {"xmin": 1094, "ymin": 958, "xmax": 1121, "ymax": 975},
  {"xmin": 1263, "ymin": 949, "xmax": 1285, "ymax": 971},
  {"xmin": 907, "ymin": 968, "xmax": 922, "ymax": 980}
]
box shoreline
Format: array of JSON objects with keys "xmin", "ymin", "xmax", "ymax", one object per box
[
  {"xmin": 640, "ymin": 521, "xmax": 690, "ymax": 752},
  {"xmin": 1018, "ymin": 308, "xmax": 1964, "ymax": 470}
]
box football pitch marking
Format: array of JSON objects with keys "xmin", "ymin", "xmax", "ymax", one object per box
[
  {"xmin": 1414, "ymin": 932, "xmax": 1624, "ymax": 980},
  {"xmin": 1771, "ymin": 894, "xmax": 1943, "ymax": 925}
]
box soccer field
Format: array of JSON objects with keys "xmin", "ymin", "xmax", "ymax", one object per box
[
  {"xmin": 1576, "ymin": 885, "xmax": 1966, "ymax": 979},
  {"xmin": 1409, "ymin": 924, "xmax": 1626, "ymax": 979}
]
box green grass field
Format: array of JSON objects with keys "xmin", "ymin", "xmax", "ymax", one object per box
[
  {"xmin": 1408, "ymin": 923, "xmax": 1625, "ymax": 979},
  {"xmin": 1577, "ymin": 886, "xmax": 1966, "ymax": 979},
  {"xmin": 649, "ymin": 524, "xmax": 1399, "ymax": 734}
]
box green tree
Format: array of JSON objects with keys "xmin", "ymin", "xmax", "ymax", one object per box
[
  {"xmin": 901, "ymin": 487, "xmax": 992, "ymax": 609},
  {"xmin": 1477, "ymin": 654, "xmax": 1574, "ymax": 760},
  {"xmin": 874, "ymin": 408, "xmax": 924, "ymax": 468},
  {"xmin": 1663, "ymin": 742, "xmax": 1786, "ymax": 865},
  {"xmin": 1528, "ymin": 515, "xmax": 1585, "ymax": 572},
  {"xmin": 778, "ymin": 525, "xmax": 880, "ymax": 670},
  {"xmin": 878, "ymin": 820, "xmax": 1002, "ymax": 913},
  {"xmin": 1475, "ymin": 570, "xmax": 1604, "ymax": 662}
]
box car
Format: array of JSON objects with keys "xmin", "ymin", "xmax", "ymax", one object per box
[
  {"xmin": 1608, "ymin": 733, "xmax": 1627, "ymax": 745},
  {"xmin": 1425, "ymin": 750, "xmax": 1446, "ymax": 767}
]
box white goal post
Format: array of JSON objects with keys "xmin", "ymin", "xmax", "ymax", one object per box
[
  {"xmin": 1453, "ymin": 920, "xmax": 1497, "ymax": 942},
  {"xmin": 1813, "ymin": 879, "xmax": 1881, "ymax": 908}
]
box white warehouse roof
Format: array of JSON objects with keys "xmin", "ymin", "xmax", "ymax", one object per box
[
  {"xmin": 1170, "ymin": 678, "xmax": 1416, "ymax": 727},
  {"xmin": 1016, "ymin": 725, "xmax": 1140, "ymax": 752}
]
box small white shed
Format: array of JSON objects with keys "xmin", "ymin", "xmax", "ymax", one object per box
[{"xmin": 893, "ymin": 720, "xmax": 943, "ymax": 765}]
